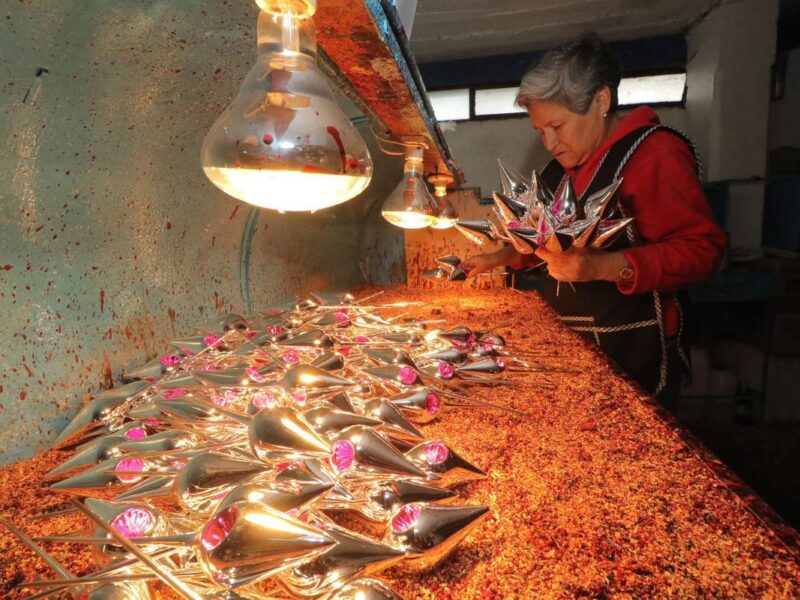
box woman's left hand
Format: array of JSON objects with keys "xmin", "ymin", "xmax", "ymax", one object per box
[{"xmin": 535, "ymin": 246, "xmax": 626, "ymax": 282}]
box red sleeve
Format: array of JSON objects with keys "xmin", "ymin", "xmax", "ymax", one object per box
[{"xmin": 614, "ymin": 132, "xmax": 727, "ymax": 295}]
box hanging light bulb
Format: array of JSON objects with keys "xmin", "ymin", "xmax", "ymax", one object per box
[
  {"xmin": 381, "ymin": 146, "xmax": 436, "ymax": 229},
  {"xmin": 201, "ymin": 0, "xmax": 373, "ymax": 212},
  {"xmin": 428, "ymin": 174, "xmax": 459, "ymax": 230}
]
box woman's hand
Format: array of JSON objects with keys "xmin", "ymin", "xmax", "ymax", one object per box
[
  {"xmin": 461, "ymin": 253, "xmax": 498, "ymax": 278},
  {"xmin": 462, "ymin": 246, "xmax": 520, "ymax": 278},
  {"xmin": 535, "ymin": 246, "xmax": 627, "ymax": 282}
]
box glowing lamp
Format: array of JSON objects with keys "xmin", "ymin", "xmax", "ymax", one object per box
[
  {"xmin": 380, "ymin": 146, "xmax": 436, "ymax": 229},
  {"xmin": 201, "ymin": 0, "xmax": 373, "ymax": 212},
  {"xmin": 428, "ymin": 174, "xmax": 459, "ymax": 230}
]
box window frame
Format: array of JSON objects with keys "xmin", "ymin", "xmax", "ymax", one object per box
[{"xmin": 426, "ymin": 69, "xmax": 687, "ymax": 122}]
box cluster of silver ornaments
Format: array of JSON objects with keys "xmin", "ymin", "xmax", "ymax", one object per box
[{"xmin": 454, "ymin": 160, "xmax": 632, "ymax": 255}]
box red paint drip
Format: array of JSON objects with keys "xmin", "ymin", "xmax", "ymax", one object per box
[
  {"xmin": 99, "ymin": 290, "xmax": 105, "ymax": 313},
  {"xmin": 326, "ymin": 126, "xmax": 347, "ymax": 172},
  {"xmin": 2, "ymin": 265, "xmax": 13, "ymax": 271},
  {"xmin": 229, "ymin": 204, "xmax": 240, "ymax": 221}
]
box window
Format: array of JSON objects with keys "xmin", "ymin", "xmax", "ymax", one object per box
[
  {"xmin": 428, "ymin": 88, "xmax": 470, "ymax": 121},
  {"xmin": 617, "ymin": 73, "xmax": 686, "ymax": 106},
  {"xmin": 474, "ymin": 87, "xmax": 526, "ymax": 117},
  {"xmin": 427, "ymin": 72, "xmax": 686, "ymax": 121}
]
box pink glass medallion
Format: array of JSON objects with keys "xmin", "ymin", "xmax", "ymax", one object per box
[
  {"xmin": 437, "ymin": 362, "xmax": 455, "ymax": 380},
  {"xmin": 340, "ymin": 346, "xmax": 351, "ymax": 357},
  {"xmin": 354, "ymin": 335, "xmax": 369, "ymax": 344},
  {"xmin": 162, "ymin": 388, "xmax": 188, "ymax": 399},
  {"xmin": 282, "ymin": 350, "xmax": 300, "ymax": 364},
  {"xmin": 201, "ymin": 363, "xmax": 220, "ymax": 371},
  {"xmin": 334, "ymin": 310, "xmax": 351, "ymax": 327},
  {"xmin": 494, "ymin": 357, "xmax": 506, "ymax": 370},
  {"xmin": 160, "ymin": 354, "xmax": 180, "ymax": 367},
  {"xmin": 246, "ymin": 366, "xmax": 266, "ymax": 382},
  {"xmin": 267, "ymin": 325, "xmax": 286, "ymax": 335},
  {"xmin": 425, "ymin": 392, "xmax": 441, "ymax": 415},
  {"xmin": 124, "ymin": 427, "xmax": 147, "ymax": 441},
  {"xmin": 201, "ymin": 506, "xmax": 238, "ymax": 552},
  {"xmin": 203, "ymin": 334, "xmax": 221, "ymax": 348},
  {"xmin": 252, "ymin": 391, "xmax": 276, "ymax": 410},
  {"xmin": 331, "ymin": 440, "xmax": 355, "ymax": 473},
  {"xmin": 398, "ymin": 366, "xmax": 418, "ymax": 385},
  {"xmin": 211, "ymin": 395, "xmax": 230, "ymax": 408},
  {"xmin": 507, "ymin": 220, "xmax": 523, "ymax": 230},
  {"xmin": 111, "ymin": 507, "xmax": 155, "ymax": 538},
  {"xmin": 276, "ymin": 461, "xmax": 298, "ymax": 473},
  {"xmin": 391, "ymin": 503, "xmax": 421, "ymax": 534},
  {"xmin": 292, "ymin": 391, "xmax": 307, "ymax": 405},
  {"xmin": 115, "ymin": 458, "xmax": 144, "ymax": 483},
  {"xmin": 423, "ymin": 441, "xmax": 450, "ymax": 465},
  {"xmin": 246, "ymin": 331, "xmax": 257, "ymax": 339}
]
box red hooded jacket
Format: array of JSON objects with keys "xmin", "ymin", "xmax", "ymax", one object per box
[{"xmin": 521, "ymin": 106, "xmax": 727, "ymax": 336}]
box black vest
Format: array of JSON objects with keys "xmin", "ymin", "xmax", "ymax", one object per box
[{"xmin": 538, "ymin": 125, "xmax": 698, "ymax": 395}]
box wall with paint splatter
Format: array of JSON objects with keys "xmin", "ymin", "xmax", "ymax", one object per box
[{"xmin": 0, "ymin": 2, "xmax": 405, "ymax": 464}]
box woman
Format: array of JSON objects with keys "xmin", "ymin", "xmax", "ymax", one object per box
[{"xmin": 462, "ymin": 33, "xmax": 726, "ymax": 409}]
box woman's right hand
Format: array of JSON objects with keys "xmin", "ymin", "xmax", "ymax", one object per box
[{"xmin": 461, "ymin": 253, "xmax": 501, "ymax": 278}]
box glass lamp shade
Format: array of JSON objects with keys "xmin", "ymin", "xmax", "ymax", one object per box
[
  {"xmin": 381, "ymin": 148, "xmax": 436, "ymax": 229},
  {"xmin": 429, "ymin": 185, "xmax": 459, "ymax": 230},
  {"xmin": 201, "ymin": 9, "xmax": 373, "ymax": 212}
]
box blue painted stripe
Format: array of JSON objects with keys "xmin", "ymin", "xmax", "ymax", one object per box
[{"xmin": 419, "ymin": 35, "xmax": 687, "ymax": 89}]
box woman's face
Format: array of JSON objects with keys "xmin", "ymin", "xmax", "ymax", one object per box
[{"xmin": 527, "ymin": 91, "xmax": 609, "ymax": 170}]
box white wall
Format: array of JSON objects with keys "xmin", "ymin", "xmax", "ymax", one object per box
[
  {"xmin": 686, "ymin": 0, "xmax": 778, "ymax": 181},
  {"xmin": 769, "ymin": 47, "xmax": 800, "ymax": 150},
  {"xmin": 442, "ymin": 106, "xmax": 690, "ymax": 197}
]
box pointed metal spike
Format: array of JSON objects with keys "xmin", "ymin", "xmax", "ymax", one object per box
[
  {"xmin": 591, "ymin": 218, "xmax": 633, "ymax": 248},
  {"xmin": 310, "ymin": 352, "xmax": 345, "ymax": 372},
  {"xmin": 454, "ymin": 219, "xmax": 497, "ymax": 246},
  {"xmin": 362, "ymin": 399, "xmax": 424, "ymax": 442},
  {"xmin": 123, "ymin": 358, "xmax": 166, "ymax": 382},
  {"xmin": 52, "ymin": 396, "xmax": 130, "ymax": 449},
  {"xmin": 493, "ymin": 191, "xmax": 527, "ymax": 222},
  {"xmin": 173, "ymin": 451, "xmax": 266, "ymax": 513},
  {"xmin": 497, "ymin": 159, "xmax": 530, "ymax": 197},
  {"xmin": 406, "ymin": 441, "xmax": 487, "ymax": 487},
  {"xmin": 384, "ymin": 504, "xmax": 490, "ymax": 570},
  {"xmin": 277, "ymin": 329, "xmax": 333, "ymax": 348},
  {"xmin": 280, "ymin": 364, "xmax": 354, "ymax": 390},
  {"xmin": 333, "ymin": 426, "xmax": 428, "ymax": 479},
  {"xmin": 278, "ymin": 527, "xmax": 404, "ymax": 597},
  {"xmin": 249, "ymin": 407, "xmax": 331, "ymax": 460},
  {"xmin": 45, "ymin": 435, "xmax": 126, "ymax": 480},
  {"xmin": 506, "ymin": 226, "xmax": 540, "ymax": 254},
  {"xmin": 196, "ymin": 501, "xmax": 335, "ymax": 588},
  {"xmin": 303, "ymin": 407, "xmax": 382, "ymax": 436}
]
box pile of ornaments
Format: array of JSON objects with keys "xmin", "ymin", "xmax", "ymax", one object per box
[{"xmin": 7, "ymin": 291, "xmax": 531, "ymax": 600}]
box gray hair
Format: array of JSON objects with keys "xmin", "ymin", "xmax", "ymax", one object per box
[{"xmin": 515, "ymin": 32, "xmax": 621, "ymax": 114}]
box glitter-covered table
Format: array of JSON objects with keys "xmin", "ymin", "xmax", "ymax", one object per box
[{"xmin": 2, "ymin": 286, "xmax": 799, "ymax": 598}]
